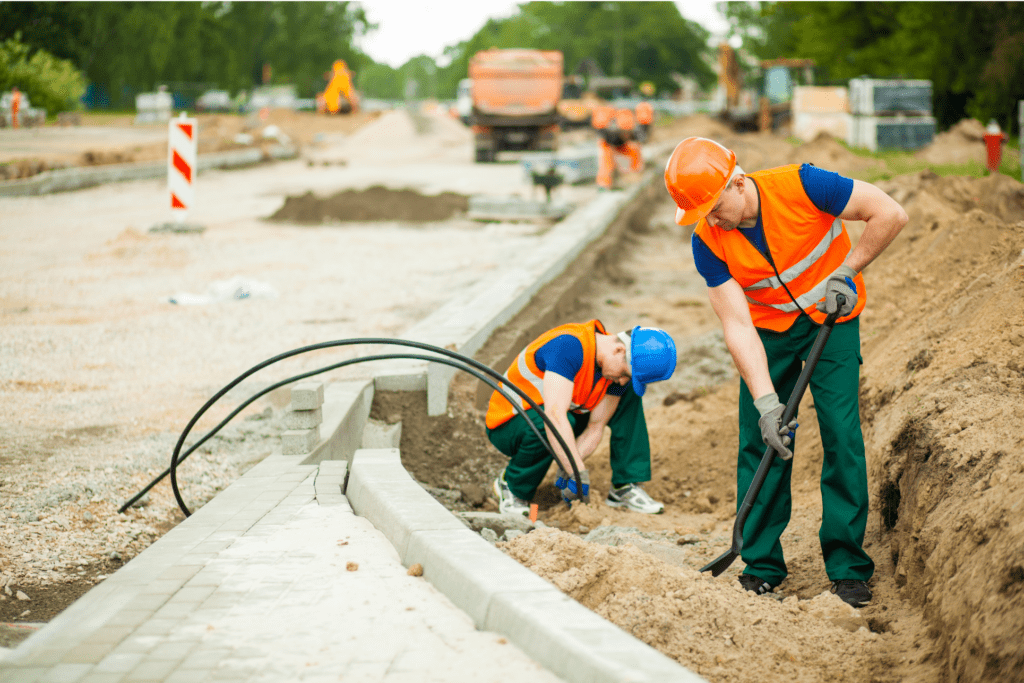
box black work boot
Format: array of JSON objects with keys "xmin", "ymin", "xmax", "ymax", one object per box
[
  {"xmin": 830, "ymin": 579, "xmax": 872, "ymax": 608},
  {"xmin": 738, "ymin": 573, "xmax": 776, "ymax": 595}
]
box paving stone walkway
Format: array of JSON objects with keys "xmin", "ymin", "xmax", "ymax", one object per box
[{"xmin": 0, "ymin": 460, "xmax": 562, "ymax": 683}]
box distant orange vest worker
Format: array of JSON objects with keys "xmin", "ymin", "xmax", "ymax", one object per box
[
  {"xmin": 692, "ymin": 164, "xmax": 867, "ymax": 332},
  {"xmin": 485, "ymin": 319, "xmax": 613, "ymax": 430},
  {"xmin": 592, "ymin": 107, "xmax": 643, "ymax": 190},
  {"xmin": 10, "ymin": 87, "xmax": 21, "ymax": 129},
  {"xmin": 636, "ymin": 101, "xmax": 654, "ymax": 126}
]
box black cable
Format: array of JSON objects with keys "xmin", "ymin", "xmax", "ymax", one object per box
[
  {"xmin": 122, "ymin": 352, "xmax": 559, "ymax": 514},
  {"xmin": 132, "ymin": 338, "xmax": 582, "ymax": 516}
]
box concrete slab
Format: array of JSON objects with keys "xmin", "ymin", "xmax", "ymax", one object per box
[
  {"xmin": 0, "ymin": 483, "xmax": 564, "ymax": 683},
  {"xmin": 487, "ymin": 589, "xmax": 705, "ymax": 683},
  {"xmin": 346, "ymin": 449, "xmax": 467, "ymax": 558}
]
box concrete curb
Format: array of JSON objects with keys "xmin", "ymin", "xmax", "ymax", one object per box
[
  {"xmin": 0, "ymin": 144, "xmax": 298, "ymax": 197},
  {"xmin": 348, "ymin": 449, "xmax": 704, "ymax": 683},
  {"xmin": 372, "ymin": 170, "xmax": 656, "ymax": 416}
]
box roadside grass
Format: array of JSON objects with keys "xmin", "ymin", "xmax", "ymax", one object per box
[{"xmin": 838, "ymin": 139, "xmax": 1022, "ymax": 183}]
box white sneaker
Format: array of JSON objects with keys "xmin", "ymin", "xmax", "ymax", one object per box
[
  {"xmin": 606, "ymin": 483, "xmax": 664, "ymax": 514},
  {"xmin": 494, "ymin": 470, "xmax": 530, "ymax": 517}
]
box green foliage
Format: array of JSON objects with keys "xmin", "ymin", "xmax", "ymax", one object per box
[
  {"xmin": 356, "ymin": 63, "xmax": 405, "ymax": 100},
  {"xmin": 432, "ymin": 2, "xmax": 714, "ymax": 100},
  {"xmin": 723, "ymin": 2, "xmax": 1024, "ymax": 133},
  {"xmin": 0, "ymin": 34, "xmax": 86, "ymax": 114},
  {"xmin": 0, "ymin": 2, "xmax": 373, "ymax": 108},
  {"xmin": 833, "ymin": 141, "xmax": 1022, "ymax": 183}
]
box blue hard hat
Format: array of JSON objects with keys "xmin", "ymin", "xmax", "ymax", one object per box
[{"xmin": 627, "ymin": 325, "xmax": 677, "ymax": 396}]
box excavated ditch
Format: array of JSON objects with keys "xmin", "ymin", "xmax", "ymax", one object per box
[{"xmin": 371, "ymin": 127, "xmax": 1024, "ymax": 682}]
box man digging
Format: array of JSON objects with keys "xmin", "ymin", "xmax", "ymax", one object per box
[
  {"xmin": 485, "ymin": 320, "xmax": 677, "ymax": 516},
  {"xmin": 664, "ymin": 137, "xmax": 908, "ymax": 608}
]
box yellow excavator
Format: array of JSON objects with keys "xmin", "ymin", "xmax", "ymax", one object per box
[{"xmin": 319, "ymin": 60, "xmax": 359, "ymax": 114}]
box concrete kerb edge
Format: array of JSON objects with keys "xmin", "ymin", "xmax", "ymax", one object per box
[
  {"xmin": 0, "ymin": 144, "xmax": 298, "ymax": 197},
  {"xmin": 417, "ymin": 169, "xmax": 659, "ymax": 416},
  {"xmin": 343, "ymin": 170, "xmax": 706, "ymax": 682},
  {"xmin": 348, "ymin": 449, "xmax": 705, "ymax": 683}
]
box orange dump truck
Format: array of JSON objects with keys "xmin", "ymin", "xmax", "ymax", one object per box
[{"xmin": 469, "ymin": 48, "xmax": 562, "ymax": 162}]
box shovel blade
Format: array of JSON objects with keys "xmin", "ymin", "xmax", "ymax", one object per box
[{"xmin": 700, "ymin": 548, "xmax": 739, "ymax": 577}]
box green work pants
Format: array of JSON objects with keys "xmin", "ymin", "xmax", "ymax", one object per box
[
  {"xmin": 737, "ymin": 314, "xmax": 874, "ymax": 586},
  {"xmin": 487, "ymin": 385, "xmax": 651, "ymax": 501}
]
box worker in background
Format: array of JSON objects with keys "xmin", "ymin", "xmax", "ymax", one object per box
[
  {"xmin": 592, "ymin": 105, "xmax": 644, "ymax": 191},
  {"xmin": 635, "ymin": 100, "xmax": 654, "ymax": 143},
  {"xmin": 10, "ymin": 86, "xmax": 21, "ymax": 129},
  {"xmin": 663, "ymin": 137, "xmax": 908, "ymax": 608},
  {"xmin": 486, "ymin": 320, "xmax": 677, "ymax": 517}
]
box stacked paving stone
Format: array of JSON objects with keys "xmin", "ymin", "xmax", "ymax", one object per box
[{"xmin": 281, "ymin": 381, "xmax": 323, "ymax": 455}]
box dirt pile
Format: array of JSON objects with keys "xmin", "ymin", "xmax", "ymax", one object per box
[
  {"xmin": 269, "ymin": 185, "xmax": 468, "ymax": 224},
  {"xmin": 503, "ymin": 528, "xmax": 878, "ymax": 682},
  {"xmin": 915, "ymin": 118, "xmax": 989, "ymax": 166},
  {"xmin": 856, "ymin": 170, "xmax": 1024, "ymax": 681}
]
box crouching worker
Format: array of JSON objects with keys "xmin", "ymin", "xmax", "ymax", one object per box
[{"xmin": 485, "ymin": 319, "xmax": 677, "ymax": 517}]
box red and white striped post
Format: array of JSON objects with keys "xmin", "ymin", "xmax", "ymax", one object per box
[{"xmin": 168, "ymin": 112, "xmax": 197, "ymax": 223}]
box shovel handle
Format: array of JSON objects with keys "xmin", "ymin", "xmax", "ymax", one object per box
[{"xmin": 728, "ymin": 297, "xmax": 845, "ymax": 554}]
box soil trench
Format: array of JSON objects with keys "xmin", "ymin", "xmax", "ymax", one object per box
[
  {"xmin": 374, "ymin": 117, "xmax": 1024, "ymax": 683},
  {"xmin": 2, "ymin": 112, "xmax": 1022, "ymax": 681}
]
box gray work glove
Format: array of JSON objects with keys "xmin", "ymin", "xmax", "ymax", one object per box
[
  {"xmin": 554, "ymin": 463, "xmax": 571, "ymax": 493},
  {"xmin": 815, "ymin": 265, "xmax": 857, "ymax": 317},
  {"xmin": 560, "ymin": 470, "xmax": 590, "ymax": 506},
  {"xmin": 754, "ymin": 392, "xmax": 798, "ymax": 460}
]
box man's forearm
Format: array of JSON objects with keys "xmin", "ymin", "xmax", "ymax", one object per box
[
  {"xmin": 545, "ymin": 415, "xmax": 585, "ymax": 472},
  {"xmin": 846, "ymin": 214, "xmax": 905, "ymax": 273},
  {"xmin": 574, "ymin": 423, "xmax": 607, "ymax": 461},
  {"xmin": 723, "ymin": 320, "xmax": 774, "ymax": 399}
]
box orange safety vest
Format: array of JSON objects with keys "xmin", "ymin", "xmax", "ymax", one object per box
[
  {"xmin": 636, "ymin": 101, "xmax": 654, "ymax": 125},
  {"xmin": 693, "ymin": 164, "xmax": 866, "ymax": 332},
  {"xmin": 485, "ymin": 320, "xmax": 612, "ymax": 430},
  {"xmin": 591, "ymin": 105, "xmax": 614, "ymax": 130},
  {"xmin": 614, "ymin": 108, "xmax": 636, "ymax": 131}
]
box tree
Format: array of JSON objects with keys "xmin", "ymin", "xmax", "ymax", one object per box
[
  {"xmin": 0, "ymin": 34, "xmax": 87, "ymax": 115},
  {"xmin": 723, "ymin": 1, "xmax": 1024, "ymax": 131},
  {"xmin": 435, "ymin": 2, "xmax": 715, "ymax": 99},
  {"xmin": 0, "ymin": 2, "xmax": 373, "ymax": 108}
]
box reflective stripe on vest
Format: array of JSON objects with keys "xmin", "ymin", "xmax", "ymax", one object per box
[
  {"xmin": 485, "ymin": 319, "xmax": 611, "ymax": 430},
  {"xmin": 693, "ymin": 164, "xmax": 866, "ymax": 332},
  {"xmin": 743, "ymin": 217, "xmax": 851, "ymax": 312}
]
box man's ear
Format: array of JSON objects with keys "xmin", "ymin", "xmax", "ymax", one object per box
[{"xmin": 733, "ymin": 174, "xmax": 746, "ymax": 193}]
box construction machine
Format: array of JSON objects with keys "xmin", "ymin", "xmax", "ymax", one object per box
[
  {"xmin": 758, "ymin": 58, "xmax": 816, "ymax": 131},
  {"xmin": 469, "ymin": 48, "xmax": 562, "ymax": 162},
  {"xmin": 319, "ymin": 60, "xmax": 359, "ymax": 114},
  {"xmin": 557, "ymin": 75, "xmax": 593, "ymax": 130},
  {"xmin": 717, "ymin": 44, "xmax": 815, "ymax": 132}
]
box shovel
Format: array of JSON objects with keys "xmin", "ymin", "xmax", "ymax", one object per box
[{"xmin": 701, "ymin": 296, "xmax": 846, "ymax": 577}]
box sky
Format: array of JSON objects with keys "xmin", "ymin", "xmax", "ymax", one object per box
[{"xmin": 355, "ymin": 1, "xmax": 731, "ymax": 68}]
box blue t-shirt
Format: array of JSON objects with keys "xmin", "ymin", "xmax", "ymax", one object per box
[
  {"xmin": 534, "ymin": 334, "xmax": 628, "ymax": 397},
  {"xmin": 691, "ymin": 164, "xmax": 854, "ymax": 288}
]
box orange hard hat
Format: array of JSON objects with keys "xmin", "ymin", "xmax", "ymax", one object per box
[
  {"xmin": 614, "ymin": 108, "xmax": 635, "ymax": 131},
  {"xmin": 591, "ymin": 105, "xmax": 614, "ymax": 129},
  {"xmin": 664, "ymin": 137, "xmax": 737, "ymax": 226},
  {"xmin": 636, "ymin": 101, "xmax": 654, "ymax": 125}
]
